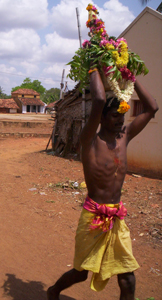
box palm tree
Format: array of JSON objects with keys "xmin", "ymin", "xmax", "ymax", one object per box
[
  {"xmin": 157, "ymin": 2, "xmax": 162, "ymax": 13},
  {"xmin": 140, "ymin": 0, "xmax": 150, "ymax": 4},
  {"xmin": 0, "ymin": 86, "xmax": 4, "ymax": 98}
]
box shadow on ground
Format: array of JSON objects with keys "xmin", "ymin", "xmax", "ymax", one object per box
[{"xmin": 2, "ymin": 274, "xmax": 75, "ymax": 300}]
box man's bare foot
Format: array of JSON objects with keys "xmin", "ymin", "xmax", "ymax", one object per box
[{"xmin": 47, "ymin": 286, "xmax": 60, "ymax": 300}]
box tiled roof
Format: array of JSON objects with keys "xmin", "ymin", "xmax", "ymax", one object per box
[
  {"xmin": 20, "ymin": 97, "xmax": 44, "ymax": 106},
  {"xmin": 47, "ymin": 102, "xmax": 55, "ymax": 108},
  {"xmin": 12, "ymin": 88, "xmax": 40, "ymax": 96},
  {"xmin": 0, "ymin": 98, "xmax": 19, "ymax": 109}
]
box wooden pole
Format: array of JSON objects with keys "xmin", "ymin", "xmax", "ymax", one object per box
[
  {"xmin": 76, "ymin": 7, "xmax": 82, "ymax": 48},
  {"xmin": 60, "ymin": 69, "xmax": 65, "ymax": 100},
  {"xmin": 82, "ymin": 88, "xmax": 86, "ymax": 128},
  {"xmin": 45, "ymin": 132, "xmax": 53, "ymax": 151},
  {"xmin": 76, "ymin": 7, "xmax": 85, "ymax": 129},
  {"xmin": 52, "ymin": 119, "xmax": 58, "ymax": 151}
]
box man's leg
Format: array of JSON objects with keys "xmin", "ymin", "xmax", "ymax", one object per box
[
  {"xmin": 117, "ymin": 272, "xmax": 135, "ymax": 300},
  {"xmin": 47, "ymin": 268, "xmax": 88, "ymax": 300}
]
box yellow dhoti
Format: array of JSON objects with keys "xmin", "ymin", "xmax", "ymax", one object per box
[{"xmin": 74, "ymin": 204, "xmax": 139, "ymax": 291}]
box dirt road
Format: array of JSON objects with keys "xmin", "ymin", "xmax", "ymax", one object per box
[{"xmin": 0, "ymin": 137, "xmax": 161, "ymax": 300}]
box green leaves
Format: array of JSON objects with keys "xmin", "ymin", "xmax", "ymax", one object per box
[
  {"xmin": 67, "ymin": 38, "xmax": 149, "ymax": 93},
  {"xmin": 127, "ymin": 51, "xmax": 149, "ymax": 76},
  {"xmin": 112, "ymin": 68, "xmax": 122, "ymax": 81},
  {"xmin": 136, "ymin": 297, "xmax": 155, "ymax": 300},
  {"xmin": 11, "ymin": 77, "xmax": 46, "ymax": 95}
]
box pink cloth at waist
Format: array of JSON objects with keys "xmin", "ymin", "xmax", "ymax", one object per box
[{"xmin": 83, "ymin": 195, "xmax": 127, "ymax": 232}]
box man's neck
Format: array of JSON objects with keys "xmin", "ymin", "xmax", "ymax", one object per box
[{"xmin": 98, "ymin": 129, "xmax": 117, "ymax": 144}]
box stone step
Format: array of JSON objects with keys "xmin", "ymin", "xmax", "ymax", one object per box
[
  {"xmin": 0, "ymin": 120, "xmax": 53, "ymax": 129},
  {"xmin": 0, "ymin": 132, "xmax": 51, "ymax": 138}
]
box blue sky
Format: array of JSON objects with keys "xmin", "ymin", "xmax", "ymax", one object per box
[{"xmin": 0, "ymin": 0, "xmax": 161, "ymax": 95}]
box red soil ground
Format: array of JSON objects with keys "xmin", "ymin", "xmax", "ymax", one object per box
[{"xmin": 0, "ymin": 136, "xmax": 161, "ymax": 300}]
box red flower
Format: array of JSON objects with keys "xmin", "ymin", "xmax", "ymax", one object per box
[
  {"xmin": 120, "ymin": 66, "xmax": 136, "ymax": 82},
  {"xmin": 103, "ymin": 65, "xmax": 114, "ymax": 76}
]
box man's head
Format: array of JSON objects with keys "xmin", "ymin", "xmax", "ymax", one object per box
[
  {"xmin": 102, "ymin": 96, "xmax": 120, "ymax": 117},
  {"xmin": 101, "ymin": 96, "xmax": 125, "ymax": 133}
]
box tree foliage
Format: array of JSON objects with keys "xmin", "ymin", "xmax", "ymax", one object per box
[
  {"xmin": 0, "ymin": 86, "xmax": 11, "ymax": 99},
  {"xmin": 42, "ymin": 88, "xmax": 60, "ymax": 104},
  {"xmin": 140, "ymin": 0, "xmax": 150, "ymax": 4},
  {"xmin": 11, "ymin": 78, "xmax": 60, "ymax": 104},
  {"xmin": 11, "ymin": 77, "xmax": 46, "ymax": 95}
]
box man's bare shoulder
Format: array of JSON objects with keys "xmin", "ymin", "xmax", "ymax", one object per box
[
  {"xmin": 81, "ymin": 127, "xmax": 128, "ymax": 161},
  {"xmin": 81, "ymin": 130, "xmax": 97, "ymax": 147}
]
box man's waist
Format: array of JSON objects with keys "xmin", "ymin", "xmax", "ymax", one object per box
[
  {"xmin": 87, "ymin": 193, "xmax": 121, "ymax": 205},
  {"xmin": 83, "ymin": 195, "xmax": 127, "ymax": 231}
]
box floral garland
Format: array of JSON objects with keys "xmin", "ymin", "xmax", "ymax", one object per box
[
  {"xmin": 107, "ymin": 73, "xmax": 134, "ymax": 103},
  {"xmin": 67, "ymin": 4, "xmax": 148, "ymax": 114}
]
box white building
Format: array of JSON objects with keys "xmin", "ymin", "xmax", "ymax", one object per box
[
  {"xmin": 12, "ymin": 88, "xmax": 45, "ymax": 114},
  {"xmin": 118, "ymin": 7, "xmax": 162, "ymax": 178}
]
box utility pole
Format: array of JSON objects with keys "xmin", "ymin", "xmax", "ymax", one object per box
[
  {"xmin": 76, "ymin": 7, "xmax": 82, "ymax": 48},
  {"xmin": 60, "ymin": 69, "xmax": 65, "ymax": 100}
]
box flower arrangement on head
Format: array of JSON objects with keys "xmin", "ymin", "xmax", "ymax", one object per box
[{"xmin": 67, "ymin": 3, "xmax": 149, "ymax": 114}]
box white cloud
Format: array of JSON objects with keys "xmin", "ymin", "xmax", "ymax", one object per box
[
  {"xmin": 50, "ymin": 0, "xmax": 135, "ymax": 40},
  {"xmin": 0, "ymin": 0, "xmax": 136, "ymax": 95},
  {"xmin": 0, "ymin": 64, "xmax": 22, "ymax": 95},
  {"xmin": 20, "ymin": 61, "xmax": 39, "ymax": 75},
  {"xmin": 43, "ymin": 63, "xmax": 65, "ymax": 76},
  {"xmin": 41, "ymin": 0, "xmax": 135, "ymax": 68},
  {"xmin": 42, "ymin": 31, "xmax": 79, "ymax": 63},
  {"xmin": 0, "ymin": 64, "xmax": 17, "ymax": 74},
  {"xmin": 42, "ymin": 62, "xmax": 75, "ymax": 89},
  {"xmin": 50, "ymin": 0, "xmax": 89, "ymax": 40},
  {"xmin": 101, "ymin": 0, "xmax": 135, "ymax": 36},
  {"xmin": 0, "ymin": 0, "xmax": 49, "ymax": 30},
  {"xmin": 103, "ymin": 0, "xmax": 130, "ymax": 12},
  {"xmin": 42, "ymin": 61, "xmax": 76, "ymax": 91},
  {"xmin": 0, "ymin": 29, "xmax": 41, "ymax": 60}
]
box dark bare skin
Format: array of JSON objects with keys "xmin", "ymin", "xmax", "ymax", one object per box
[
  {"xmin": 47, "ymin": 70, "xmax": 159, "ymax": 300},
  {"xmin": 81, "ymin": 124, "xmax": 127, "ymax": 204},
  {"xmin": 81, "ymin": 70, "xmax": 158, "ymax": 205}
]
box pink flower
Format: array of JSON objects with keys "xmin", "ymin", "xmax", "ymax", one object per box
[
  {"xmin": 116, "ymin": 37, "xmax": 127, "ymax": 47},
  {"xmin": 109, "ymin": 39, "xmax": 118, "ymax": 48},
  {"xmin": 100, "ymin": 39, "xmax": 107, "ymax": 47},
  {"xmin": 92, "ymin": 5, "xmax": 97, "ymax": 11},
  {"xmin": 94, "ymin": 18, "xmax": 105, "ymax": 27},
  {"xmin": 101, "ymin": 30, "xmax": 107, "ymax": 37},
  {"xmin": 82, "ymin": 40, "xmax": 91, "ymax": 48}
]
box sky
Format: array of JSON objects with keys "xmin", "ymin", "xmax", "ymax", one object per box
[{"xmin": 0, "ymin": 0, "xmax": 160, "ymax": 95}]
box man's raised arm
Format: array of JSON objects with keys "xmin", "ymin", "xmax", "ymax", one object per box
[
  {"xmin": 127, "ymin": 79, "xmax": 159, "ymax": 143},
  {"xmin": 80, "ymin": 69, "xmax": 106, "ymax": 146}
]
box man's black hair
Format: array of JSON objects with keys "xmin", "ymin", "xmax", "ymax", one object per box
[{"xmin": 102, "ymin": 96, "xmax": 120, "ymax": 117}]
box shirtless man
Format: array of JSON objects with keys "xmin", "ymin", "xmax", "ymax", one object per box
[{"xmin": 47, "ymin": 69, "xmax": 158, "ymax": 300}]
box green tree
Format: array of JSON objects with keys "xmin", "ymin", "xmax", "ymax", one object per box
[
  {"xmin": 42, "ymin": 88, "xmax": 60, "ymax": 104},
  {"xmin": 21, "ymin": 77, "xmax": 32, "ymax": 86},
  {"xmin": 0, "ymin": 86, "xmax": 10, "ymax": 99},
  {"xmin": 11, "ymin": 78, "xmax": 46, "ymax": 96},
  {"xmin": 11, "ymin": 78, "xmax": 61, "ymax": 102},
  {"xmin": 32, "ymin": 80, "xmax": 46, "ymax": 95},
  {"xmin": 11, "ymin": 85, "xmax": 21, "ymax": 92},
  {"xmin": 0, "ymin": 86, "xmax": 4, "ymax": 98}
]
